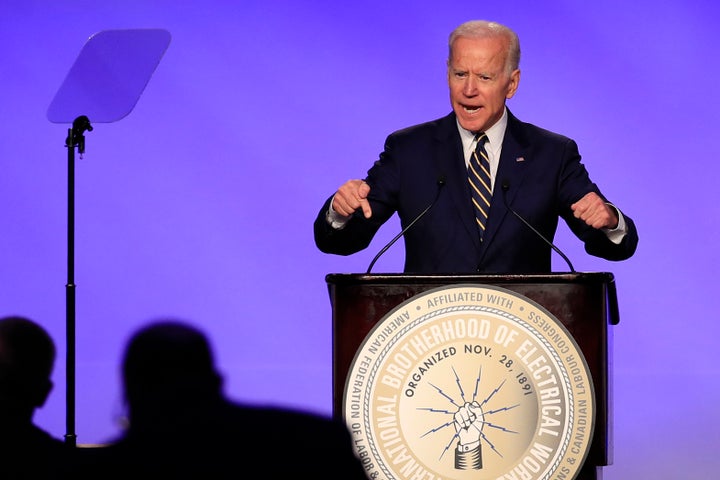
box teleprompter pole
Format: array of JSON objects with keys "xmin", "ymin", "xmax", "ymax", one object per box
[{"xmin": 64, "ymin": 115, "xmax": 92, "ymax": 448}]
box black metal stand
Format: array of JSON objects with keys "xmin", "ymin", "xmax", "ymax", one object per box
[
  {"xmin": 64, "ymin": 115, "xmax": 92, "ymax": 448},
  {"xmin": 48, "ymin": 29, "xmax": 170, "ymax": 448}
]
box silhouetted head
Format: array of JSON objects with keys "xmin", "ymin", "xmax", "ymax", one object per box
[
  {"xmin": 121, "ymin": 320, "xmax": 223, "ymax": 423},
  {"xmin": 0, "ymin": 316, "xmax": 56, "ymax": 421}
]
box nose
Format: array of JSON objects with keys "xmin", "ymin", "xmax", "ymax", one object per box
[{"xmin": 462, "ymin": 76, "xmax": 478, "ymax": 96}]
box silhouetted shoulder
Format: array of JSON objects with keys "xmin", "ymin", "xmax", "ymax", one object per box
[
  {"xmin": 2, "ymin": 424, "xmax": 68, "ymax": 479},
  {"xmin": 225, "ymin": 403, "xmax": 368, "ymax": 479},
  {"xmin": 67, "ymin": 401, "xmax": 367, "ymax": 480}
]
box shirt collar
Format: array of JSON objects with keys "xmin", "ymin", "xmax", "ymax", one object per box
[{"xmin": 457, "ymin": 107, "xmax": 508, "ymax": 155}]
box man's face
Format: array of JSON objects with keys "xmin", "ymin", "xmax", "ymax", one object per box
[{"xmin": 447, "ymin": 36, "xmax": 520, "ymax": 133}]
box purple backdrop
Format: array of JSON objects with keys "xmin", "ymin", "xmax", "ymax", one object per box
[{"xmin": 1, "ymin": 1, "xmax": 719, "ymax": 478}]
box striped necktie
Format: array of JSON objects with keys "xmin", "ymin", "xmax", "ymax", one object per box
[{"xmin": 468, "ymin": 132, "xmax": 492, "ymax": 239}]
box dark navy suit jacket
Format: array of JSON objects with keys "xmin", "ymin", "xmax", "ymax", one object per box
[{"xmin": 314, "ymin": 110, "xmax": 638, "ymax": 274}]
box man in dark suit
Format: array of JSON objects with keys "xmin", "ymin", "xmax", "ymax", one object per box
[
  {"xmin": 68, "ymin": 320, "xmax": 367, "ymax": 479},
  {"xmin": 314, "ymin": 19, "xmax": 638, "ymax": 274}
]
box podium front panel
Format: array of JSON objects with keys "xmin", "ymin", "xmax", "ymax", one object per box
[{"xmin": 326, "ymin": 272, "xmax": 615, "ymax": 470}]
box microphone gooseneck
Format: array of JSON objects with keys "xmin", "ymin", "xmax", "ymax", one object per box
[
  {"xmin": 501, "ymin": 180, "xmax": 576, "ymax": 273},
  {"xmin": 366, "ymin": 176, "xmax": 446, "ymax": 274}
]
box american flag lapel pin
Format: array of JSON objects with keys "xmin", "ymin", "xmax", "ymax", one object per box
[{"xmin": 515, "ymin": 156, "xmax": 525, "ymax": 162}]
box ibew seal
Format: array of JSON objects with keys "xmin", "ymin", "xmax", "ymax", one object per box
[{"xmin": 343, "ymin": 284, "xmax": 594, "ymax": 480}]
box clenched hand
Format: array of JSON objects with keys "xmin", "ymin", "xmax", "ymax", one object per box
[
  {"xmin": 571, "ymin": 192, "xmax": 618, "ymax": 230},
  {"xmin": 332, "ymin": 180, "xmax": 373, "ymax": 218}
]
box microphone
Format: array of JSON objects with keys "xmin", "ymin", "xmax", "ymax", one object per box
[
  {"xmin": 366, "ymin": 176, "xmax": 446, "ymax": 274},
  {"xmin": 500, "ymin": 180, "xmax": 576, "ymax": 273}
]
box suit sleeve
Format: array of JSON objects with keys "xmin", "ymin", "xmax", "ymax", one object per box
[
  {"xmin": 557, "ymin": 139, "xmax": 639, "ymax": 262},
  {"xmin": 313, "ymin": 131, "xmax": 408, "ymax": 257}
]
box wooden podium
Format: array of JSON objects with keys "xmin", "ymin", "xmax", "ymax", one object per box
[{"xmin": 326, "ymin": 272, "xmax": 619, "ymax": 480}]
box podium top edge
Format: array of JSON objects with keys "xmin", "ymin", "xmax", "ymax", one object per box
[{"xmin": 325, "ymin": 272, "xmax": 615, "ymax": 285}]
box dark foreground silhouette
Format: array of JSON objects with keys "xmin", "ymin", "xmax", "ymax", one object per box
[
  {"xmin": 68, "ymin": 320, "xmax": 367, "ymax": 479},
  {"xmin": 0, "ymin": 315, "xmax": 66, "ymax": 480}
]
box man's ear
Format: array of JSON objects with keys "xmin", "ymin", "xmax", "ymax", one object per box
[{"xmin": 506, "ymin": 69, "xmax": 520, "ymax": 99}]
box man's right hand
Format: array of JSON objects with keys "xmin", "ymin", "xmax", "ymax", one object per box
[{"xmin": 332, "ymin": 180, "xmax": 373, "ymax": 218}]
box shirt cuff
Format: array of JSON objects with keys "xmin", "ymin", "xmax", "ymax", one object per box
[
  {"xmin": 602, "ymin": 203, "xmax": 627, "ymax": 245},
  {"xmin": 326, "ymin": 195, "xmax": 351, "ymax": 229}
]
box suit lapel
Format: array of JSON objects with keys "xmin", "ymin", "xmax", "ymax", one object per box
[
  {"xmin": 433, "ymin": 114, "xmax": 482, "ymax": 251},
  {"xmin": 478, "ymin": 111, "xmax": 530, "ymax": 259}
]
